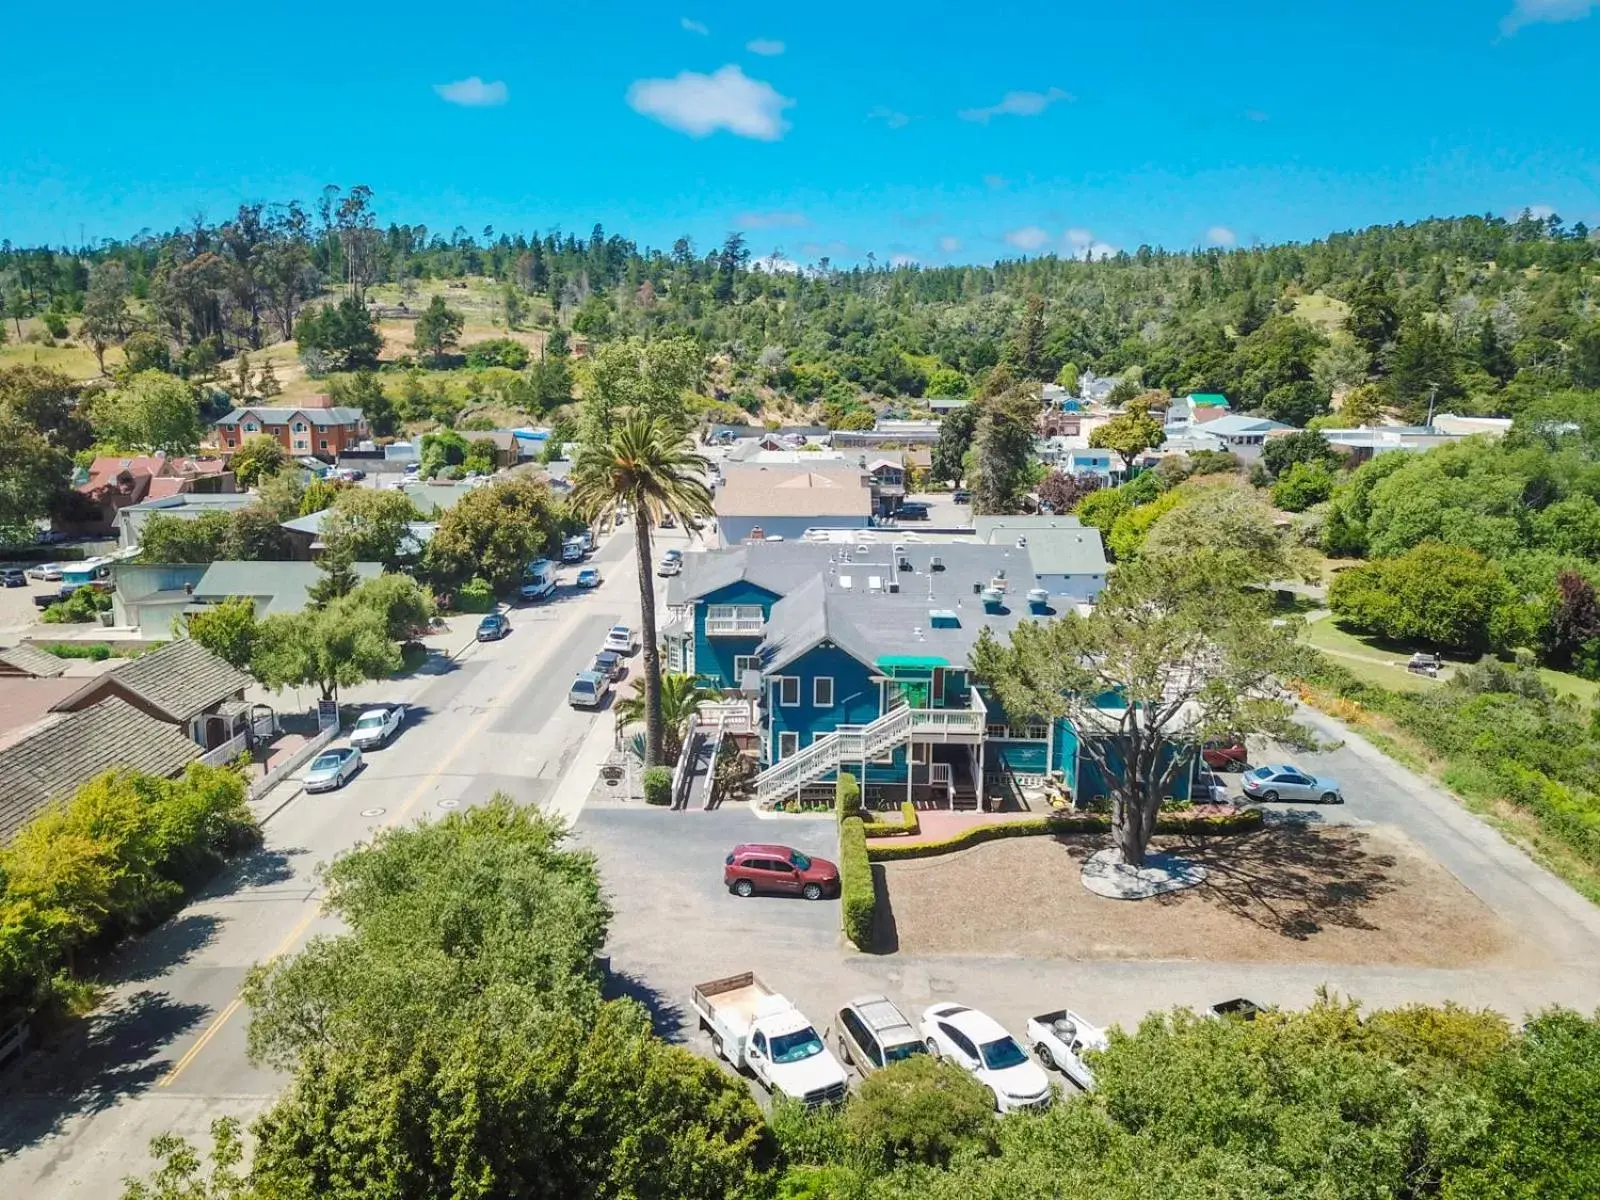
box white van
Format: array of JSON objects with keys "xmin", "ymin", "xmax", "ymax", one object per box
[{"xmin": 519, "ymin": 558, "xmax": 557, "ymax": 601}]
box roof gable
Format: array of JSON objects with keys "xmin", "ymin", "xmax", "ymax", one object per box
[
  {"xmin": 0, "ymin": 644, "xmax": 68, "ymax": 679},
  {"xmin": 52, "ymin": 639, "xmax": 250, "ymax": 723}
]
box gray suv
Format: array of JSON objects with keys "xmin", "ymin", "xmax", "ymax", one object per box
[{"xmin": 835, "ymin": 995, "xmax": 927, "ymax": 1076}]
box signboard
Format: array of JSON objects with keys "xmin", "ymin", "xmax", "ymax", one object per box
[{"xmin": 317, "ymin": 699, "xmax": 339, "ymax": 731}]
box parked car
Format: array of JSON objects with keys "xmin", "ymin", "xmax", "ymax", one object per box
[
  {"xmin": 576, "ymin": 567, "xmax": 601, "ymax": 588},
  {"xmin": 1202, "ymin": 737, "xmax": 1249, "ymax": 771},
  {"xmin": 724, "ymin": 844, "xmax": 840, "ymax": 900},
  {"xmin": 304, "ymin": 746, "xmax": 363, "ymax": 792},
  {"xmin": 1407, "ymin": 652, "xmax": 1441, "ymax": 678},
  {"xmin": 0, "ymin": 568, "xmax": 24, "ymax": 588},
  {"xmin": 1194, "ymin": 768, "xmax": 1229, "ymax": 804},
  {"xmin": 657, "ymin": 555, "xmax": 682, "ymax": 577},
  {"xmin": 918, "ymin": 1003, "xmax": 1053, "ymax": 1113},
  {"xmin": 349, "ymin": 704, "xmax": 406, "ymax": 750},
  {"xmin": 1241, "ymin": 764, "xmax": 1343, "ymax": 804},
  {"xmin": 591, "ymin": 649, "xmax": 625, "ymax": 680},
  {"xmin": 476, "ymin": 612, "xmax": 511, "ymax": 641},
  {"xmin": 896, "ymin": 502, "xmax": 929, "ymax": 520},
  {"xmin": 952, "ymin": 489, "xmax": 972, "ymax": 504},
  {"xmin": 1025, "ymin": 1008, "xmax": 1108, "ymax": 1090},
  {"xmin": 604, "ymin": 624, "xmax": 637, "ymax": 655},
  {"xmin": 835, "ymin": 995, "xmax": 927, "ymax": 1076},
  {"xmin": 663, "ymin": 548, "xmax": 683, "ymax": 562},
  {"xmin": 561, "ymin": 537, "xmax": 587, "ymax": 563},
  {"xmin": 692, "ymin": 971, "xmax": 848, "ymax": 1106},
  {"xmin": 25, "ymin": 563, "xmax": 62, "ymax": 581},
  {"xmin": 568, "ymin": 669, "xmax": 612, "ymax": 709}
]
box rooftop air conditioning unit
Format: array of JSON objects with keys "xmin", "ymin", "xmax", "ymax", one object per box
[{"xmin": 929, "ymin": 555, "xmax": 944, "ymax": 571}]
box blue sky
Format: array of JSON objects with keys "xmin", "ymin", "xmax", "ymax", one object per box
[{"xmin": 3, "ymin": 0, "xmax": 1597, "ymax": 266}]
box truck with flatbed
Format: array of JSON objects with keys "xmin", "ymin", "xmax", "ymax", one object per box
[
  {"xmin": 349, "ymin": 703, "xmax": 407, "ymax": 750},
  {"xmin": 691, "ymin": 972, "xmax": 848, "ymax": 1106}
]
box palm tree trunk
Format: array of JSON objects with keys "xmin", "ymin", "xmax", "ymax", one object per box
[{"xmin": 633, "ymin": 516, "xmax": 665, "ymax": 765}]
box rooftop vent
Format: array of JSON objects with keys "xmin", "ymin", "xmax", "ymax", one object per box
[
  {"xmin": 1027, "ymin": 587, "xmax": 1051, "ymax": 612},
  {"xmin": 929, "ymin": 609, "xmax": 960, "ymax": 629},
  {"xmin": 1016, "ymin": 536, "xmax": 1028, "ymax": 548},
  {"xmin": 929, "ymin": 555, "xmax": 944, "ymax": 571},
  {"xmin": 839, "ymin": 575, "xmax": 853, "ymax": 589},
  {"xmin": 868, "ymin": 575, "xmax": 883, "ymax": 592},
  {"xmin": 981, "ymin": 587, "xmax": 1006, "ymax": 612}
]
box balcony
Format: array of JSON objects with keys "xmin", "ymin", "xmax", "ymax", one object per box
[{"xmin": 704, "ymin": 604, "xmax": 766, "ymax": 637}]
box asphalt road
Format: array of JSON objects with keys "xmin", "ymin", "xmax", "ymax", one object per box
[{"xmin": 0, "ymin": 527, "xmax": 643, "ymax": 1197}]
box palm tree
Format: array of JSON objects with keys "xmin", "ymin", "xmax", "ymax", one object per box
[
  {"xmin": 615, "ymin": 673, "xmax": 720, "ymax": 761},
  {"xmin": 571, "ymin": 411, "xmax": 713, "ymax": 765}
]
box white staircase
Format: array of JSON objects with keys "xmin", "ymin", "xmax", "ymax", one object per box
[{"xmin": 754, "ymin": 707, "xmax": 913, "ymax": 808}]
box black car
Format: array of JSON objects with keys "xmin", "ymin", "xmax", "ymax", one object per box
[
  {"xmin": 896, "ymin": 502, "xmax": 929, "ymax": 520},
  {"xmin": 952, "ymin": 489, "xmax": 971, "ymax": 504},
  {"xmin": 476, "ymin": 612, "xmax": 511, "ymax": 641},
  {"xmin": 0, "ymin": 568, "xmax": 24, "ymax": 588}
]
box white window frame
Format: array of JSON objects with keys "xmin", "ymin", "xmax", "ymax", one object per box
[
  {"xmin": 777, "ymin": 676, "xmax": 800, "ymax": 707},
  {"xmin": 813, "ymin": 677, "xmax": 834, "ymax": 708},
  {"xmin": 1026, "ymin": 723, "xmax": 1048, "ymax": 740},
  {"xmin": 243, "ymin": 421, "xmax": 259, "ymax": 433},
  {"xmin": 292, "ymin": 420, "xmax": 307, "ymax": 433},
  {"xmin": 734, "ymin": 654, "xmax": 761, "ymax": 676},
  {"xmin": 986, "ymin": 723, "xmax": 1008, "ymax": 737},
  {"xmin": 778, "ymin": 731, "xmax": 799, "ymax": 758}
]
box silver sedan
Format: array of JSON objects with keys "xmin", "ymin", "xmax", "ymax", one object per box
[
  {"xmin": 304, "ymin": 746, "xmax": 363, "ymax": 792},
  {"xmin": 1240, "ymin": 764, "xmax": 1343, "ymax": 805}
]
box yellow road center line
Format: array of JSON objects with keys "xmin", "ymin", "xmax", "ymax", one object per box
[{"xmin": 159, "ymin": 621, "xmax": 587, "ymax": 1087}]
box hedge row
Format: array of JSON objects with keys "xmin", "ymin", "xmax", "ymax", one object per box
[
  {"xmin": 839, "ymin": 816, "xmax": 875, "ymax": 950},
  {"xmin": 862, "ymin": 801, "xmax": 922, "ymax": 839},
  {"xmin": 865, "ymin": 807, "xmax": 1264, "ymax": 862}
]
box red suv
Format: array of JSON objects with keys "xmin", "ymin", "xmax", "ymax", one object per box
[
  {"xmin": 1202, "ymin": 738, "xmax": 1249, "ymax": 771},
  {"xmin": 724, "ymin": 844, "xmax": 840, "ymax": 901}
]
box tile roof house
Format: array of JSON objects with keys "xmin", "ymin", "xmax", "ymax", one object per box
[
  {"xmin": 50, "ymin": 638, "xmax": 255, "ymax": 751},
  {"xmin": 662, "ymin": 540, "xmax": 1191, "ymax": 813},
  {"xmin": 61, "ymin": 454, "xmax": 236, "ymax": 537},
  {"xmin": 0, "ymin": 644, "xmax": 69, "ymax": 679},
  {"xmin": 0, "ymin": 697, "xmax": 203, "ymax": 842},
  {"xmin": 714, "ymin": 466, "xmax": 873, "ymax": 542}
]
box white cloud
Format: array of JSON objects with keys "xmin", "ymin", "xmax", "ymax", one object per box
[
  {"xmin": 868, "ymin": 105, "xmax": 911, "ymax": 129},
  {"xmin": 738, "ymin": 210, "xmax": 808, "ymax": 228},
  {"xmin": 747, "ymin": 38, "xmax": 785, "ymax": 55},
  {"xmin": 1005, "ymin": 226, "xmax": 1052, "ymax": 252},
  {"xmin": 890, "ymin": 254, "xmax": 919, "ymax": 267},
  {"xmin": 939, "ymin": 235, "xmax": 962, "ymax": 254},
  {"xmin": 681, "ymin": 16, "xmax": 709, "ymax": 34},
  {"xmin": 1206, "ymin": 225, "xmax": 1237, "ymax": 247},
  {"xmin": 1064, "ymin": 228, "xmax": 1093, "ymax": 248},
  {"xmin": 959, "ymin": 87, "xmax": 1072, "ymax": 123},
  {"xmin": 1501, "ymin": 0, "xmax": 1595, "ymax": 33},
  {"xmin": 753, "ymin": 252, "xmax": 800, "ymax": 274},
  {"xmin": 433, "ymin": 76, "xmax": 508, "ymax": 107},
  {"xmin": 1062, "ymin": 228, "xmax": 1115, "ymax": 260},
  {"xmin": 1509, "ymin": 203, "xmax": 1557, "ymax": 220},
  {"xmin": 627, "ymin": 65, "xmax": 794, "ymax": 140},
  {"xmin": 983, "ymin": 174, "xmax": 1010, "ymax": 190}
]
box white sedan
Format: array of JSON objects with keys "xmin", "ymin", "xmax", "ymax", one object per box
[
  {"xmin": 604, "ymin": 624, "xmax": 637, "ymax": 655},
  {"xmin": 919, "ymin": 1003, "xmax": 1053, "ymax": 1113},
  {"xmin": 25, "ymin": 563, "xmax": 63, "ymax": 581}
]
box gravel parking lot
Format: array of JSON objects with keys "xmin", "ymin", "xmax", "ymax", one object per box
[{"xmin": 880, "ymin": 822, "xmax": 1530, "ymax": 968}]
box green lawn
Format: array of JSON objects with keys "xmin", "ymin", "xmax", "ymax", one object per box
[{"xmin": 1300, "ymin": 616, "xmax": 1438, "ymax": 692}]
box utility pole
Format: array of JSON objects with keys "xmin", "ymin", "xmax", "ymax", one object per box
[{"xmin": 1424, "ymin": 382, "xmax": 1440, "ymax": 430}]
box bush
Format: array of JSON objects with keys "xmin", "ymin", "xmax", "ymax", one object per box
[
  {"xmin": 41, "ymin": 311, "xmax": 69, "ymax": 338},
  {"xmin": 0, "ymin": 764, "xmax": 256, "ymax": 1021},
  {"xmin": 862, "ymin": 800, "xmax": 922, "ymax": 839},
  {"xmin": 452, "ymin": 577, "xmax": 496, "ymax": 613},
  {"xmin": 836, "ymin": 771, "xmax": 861, "ymax": 821},
  {"xmin": 866, "ymin": 808, "xmax": 1263, "ymax": 862},
  {"xmin": 464, "ymin": 338, "xmax": 530, "ymax": 370},
  {"xmin": 841, "ymin": 1056, "xmax": 998, "ymax": 1168},
  {"xmin": 40, "ymin": 642, "xmax": 112, "ymax": 661},
  {"xmin": 642, "ymin": 766, "xmax": 673, "ymax": 806},
  {"xmin": 840, "ymin": 816, "xmax": 875, "ymax": 949},
  {"xmin": 42, "ymin": 586, "xmax": 112, "ymax": 624}
]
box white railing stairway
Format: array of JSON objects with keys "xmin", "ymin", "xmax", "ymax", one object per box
[{"xmin": 753, "ymin": 704, "xmax": 985, "ymax": 808}]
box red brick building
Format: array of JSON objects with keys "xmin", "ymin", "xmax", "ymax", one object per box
[{"xmin": 211, "ymin": 396, "xmax": 368, "ymax": 460}]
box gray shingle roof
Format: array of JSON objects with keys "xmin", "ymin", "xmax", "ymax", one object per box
[
  {"xmin": 214, "ymin": 406, "xmax": 365, "ymax": 427},
  {"xmin": 53, "ymin": 639, "xmax": 251, "ymax": 723},
  {"xmin": 0, "ymin": 698, "xmax": 202, "ymax": 842},
  {"xmin": 0, "ymin": 644, "xmax": 68, "ymax": 678}
]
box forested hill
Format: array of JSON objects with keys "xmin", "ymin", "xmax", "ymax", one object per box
[{"xmin": 2, "ymin": 189, "xmax": 1597, "ymax": 426}]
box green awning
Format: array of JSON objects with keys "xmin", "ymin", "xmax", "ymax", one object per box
[{"xmin": 875, "ymin": 654, "xmax": 950, "ymax": 668}]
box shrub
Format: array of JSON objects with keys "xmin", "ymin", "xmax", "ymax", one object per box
[
  {"xmin": 836, "ymin": 771, "xmax": 861, "ymax": 822},
  {"xmin": 40, "ymin": 642, "xmax": 112, "ymax": 661},
  {"xmin": 452, "ymin": 577, "xmax": 496, "ymax": 613},
  {"xmin": 464, "ymin": 338, "xmax": 530, "ymax": 370},
  {"xmin": 41, "ymin": 311, "xmax": 69, "ymax": 338},
  {"xmin": 42, "ymin": 586, "xmax": 112, "ymax": 624},
  {"xmin": 866, "ymin": 808, "xmax": 1263, "ymax": 862},
  {"xmin": 841, "ymin": 1056, "xmax": 998, "ymax": 1168},
  {"xmin": 642, "ymin": 766, "xmax": 673, "ymax": 806},
  {"xmin": 839, "ymin": 816, "xmax": 875, "ymax": 950},
  {"xmin": 901, "ymin": 799, "xmax": 920, "ymax": 835},
  {"xmin": 862, "ymin": 801, "xmax": 923, "ymax": 839}
]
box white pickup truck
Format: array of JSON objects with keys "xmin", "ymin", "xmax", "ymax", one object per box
[
  {"xmin": 349, "ymin": 704, "xmax": 406, "ymax": 750},
  {"xmin": 1025, "ymin": 1008, "xmax": 1108, "ymax": 1090},
  {"xmin": 692, "ymin": 972, "xmax": 848, "ymax": 1107}
]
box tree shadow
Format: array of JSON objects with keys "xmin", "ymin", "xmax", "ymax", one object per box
[
  {"xmin": 601, "ymin": 965, "xmax": 688, "ymax": 1043},
  {"xmin": 0, "ymin": 990, "xmax": 209, "ymax": 1158},
  {"xmin": 868, "ymin": 864, "xmax": 901, "ymax": 955},
  {"xmin": 223, "ymin": 845, "xmax": 302, "ymax": 891},
  {"xmin": 95, "ymin": 913, "xmax": 224, "ymax": 987},
  {"xmin": 1164, "ymin": 825, "xmax": 1397, "ymax": 940}
]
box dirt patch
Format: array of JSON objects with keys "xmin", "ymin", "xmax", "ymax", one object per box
[{"xmin": 880, "ymin": 823, "xmax": 1535, "ymax": 968}]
